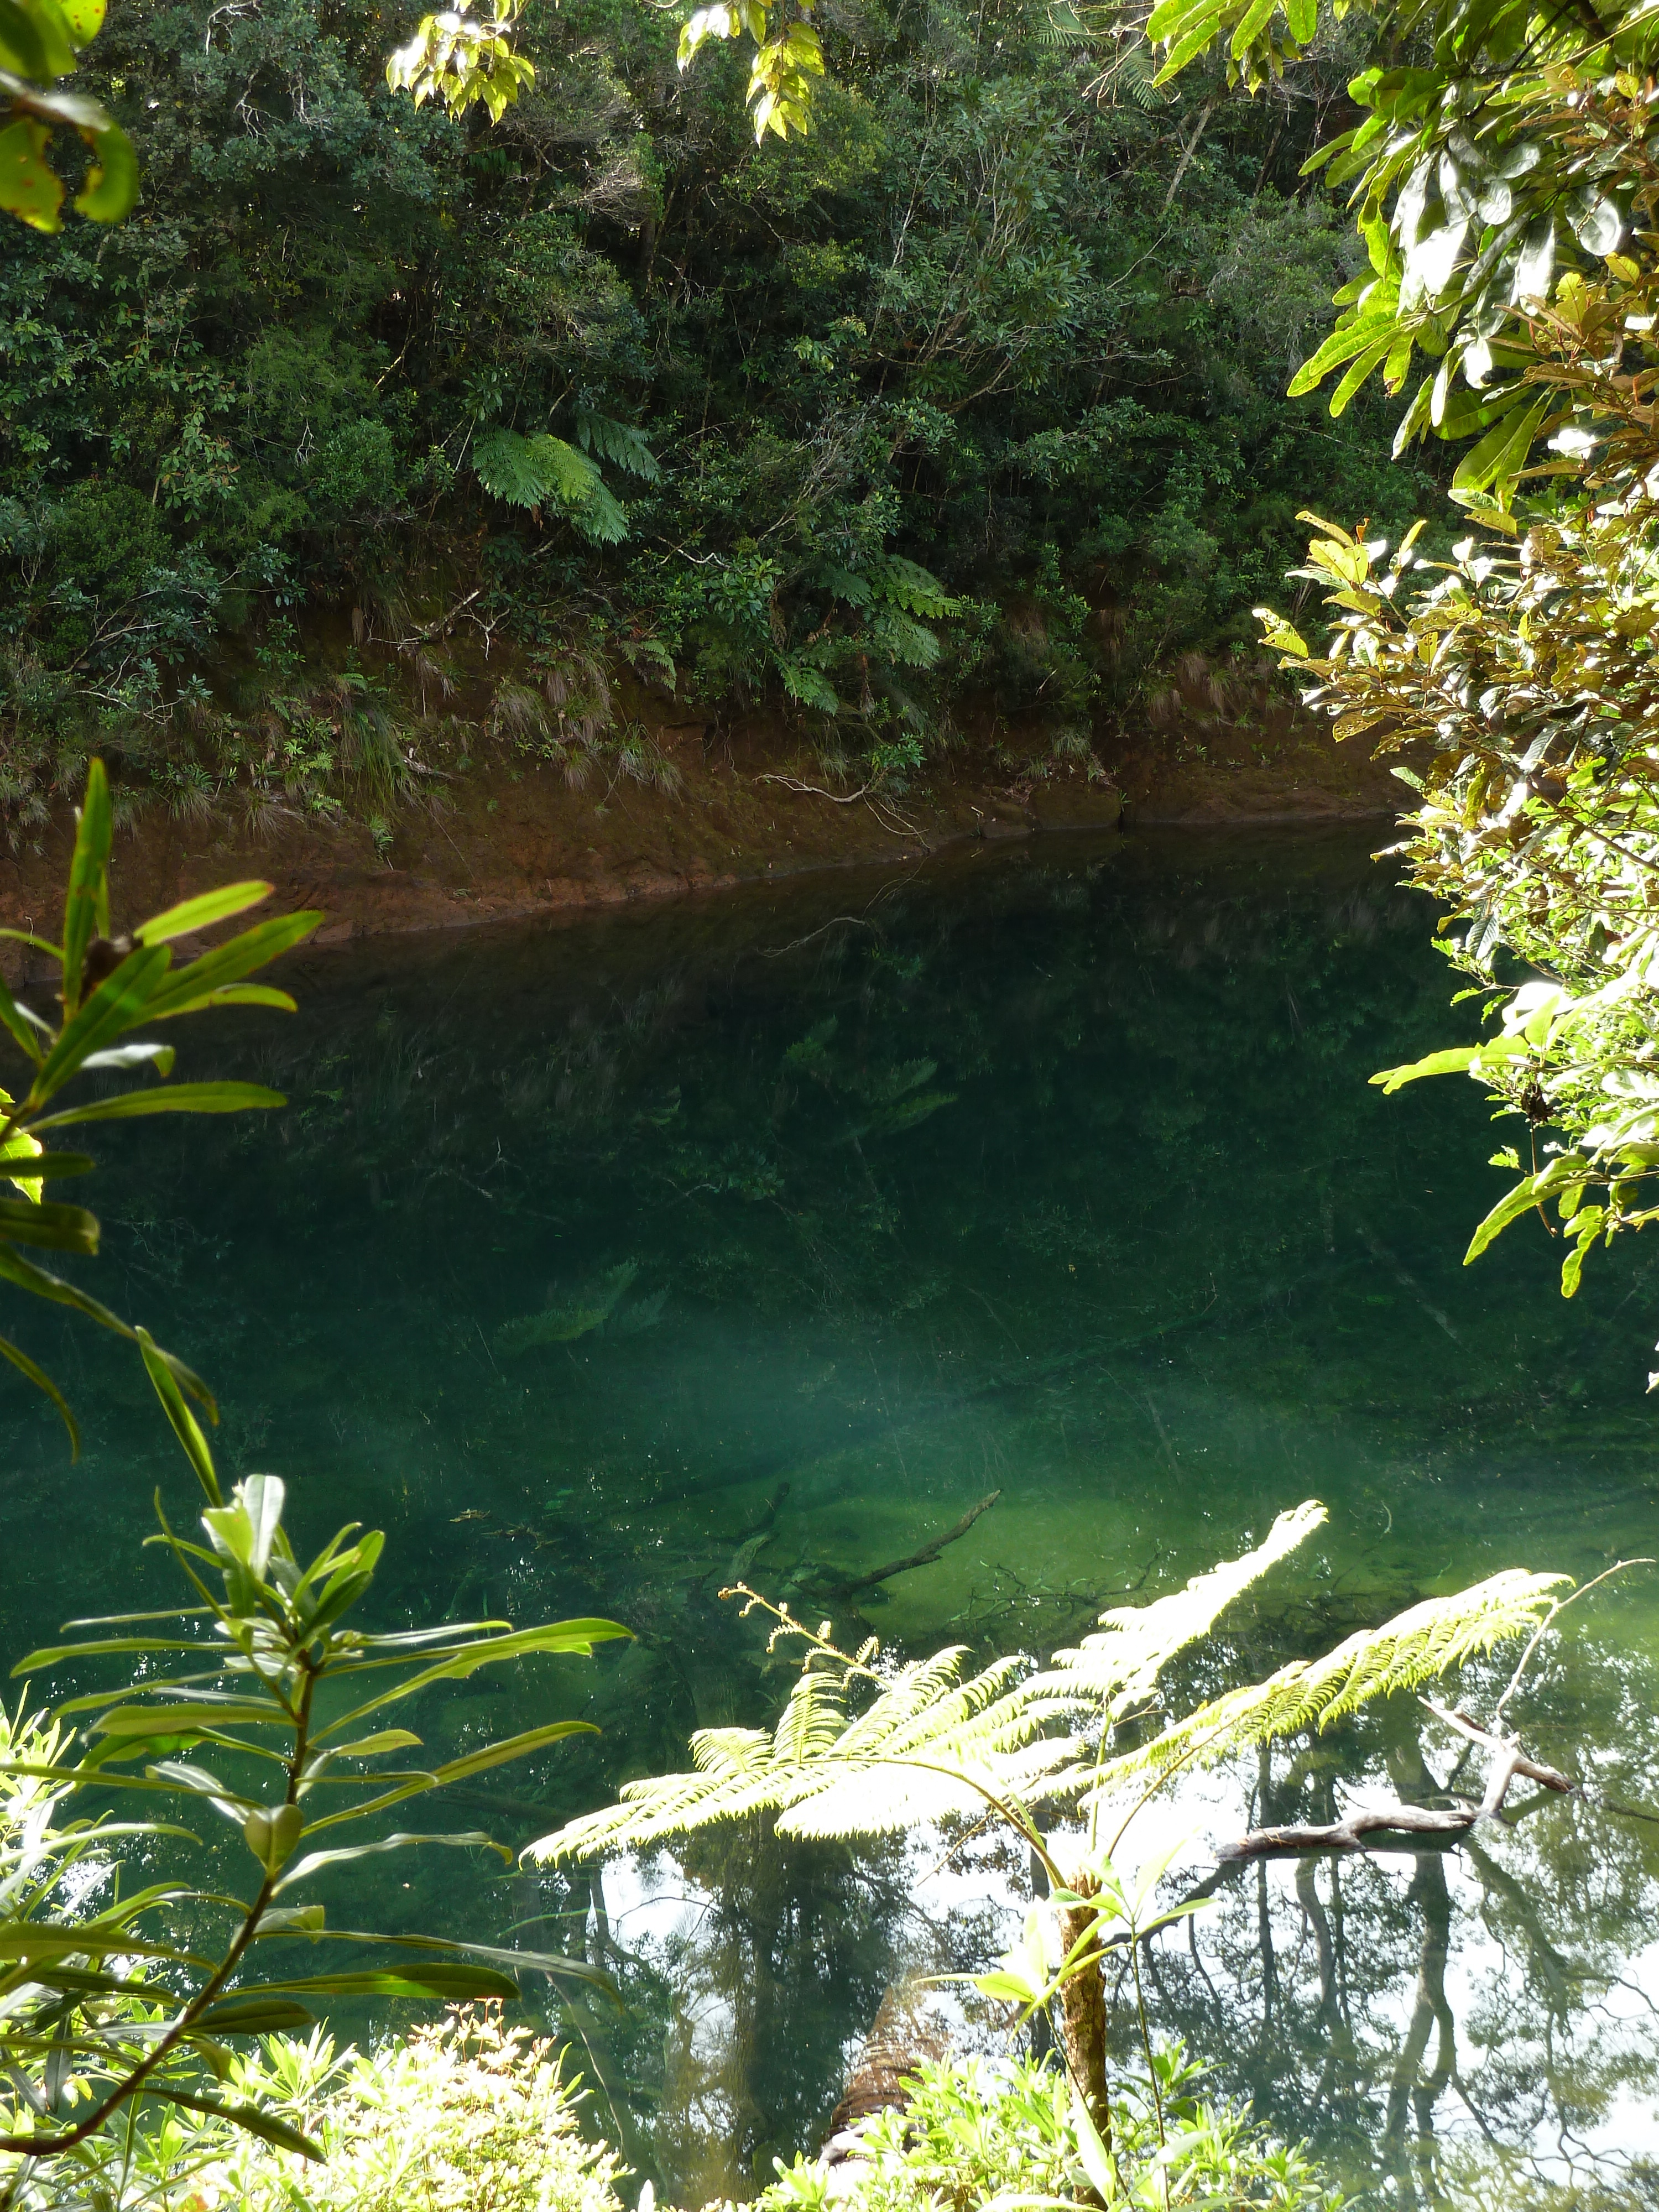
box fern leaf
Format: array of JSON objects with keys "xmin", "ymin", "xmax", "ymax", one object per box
[
  {"xmin": 472, "ymin": 431, "xmax": 630, "ymax": 541},
  {"xmin": 524, "ymin": 1648, "xmax": 1087, "ymax": 1863},
  {"xmin": 576, "ymin": 413, "xmax": 662, "ymax": 483},
  {"xmin": 1034, "ymin": 1500, "xmax": 1326, "ymax": 1718},
  {"xmin": 1073, "ymin": 1568, "xmax": 1571, "ymax": 1808},
  {"xmin": 472, "ymin": 428, "xmax": 552, "ymax": 509},
  {"xmin": 871, "ymin": 556, "xmax": 956, "ymax": 618}
]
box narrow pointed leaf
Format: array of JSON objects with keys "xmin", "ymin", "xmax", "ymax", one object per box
[
  {"xmin": 30, "ymin": 1082, "xmax": 286, "ymax": 1131},
  {"xmin": 0, "ymin": 1334, "xmax": 79, "ymax": 1455},
  {"xmin": 135, "ymin": 883, "xmax": 273, "ymax": 946}
]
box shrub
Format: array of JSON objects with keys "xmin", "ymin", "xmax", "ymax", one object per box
[{"xmin": 757, "ymin": 2051, "xmax": 1339, "ymax": 2212}]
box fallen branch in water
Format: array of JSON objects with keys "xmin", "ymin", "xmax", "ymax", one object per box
[
  {"xmin": 1217, "ymin": 1700, "xmax": 1574, "ymax": 1861},
  {"xmin": 831, "ymin": 1490, "xmax": 1003, "ymax": 1596}
]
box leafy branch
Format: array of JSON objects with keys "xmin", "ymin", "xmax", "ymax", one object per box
[
  {"xmin": 0, "ymin": 759, "xmax": 320, "ymax": 1454},
  {"xmin": 0, "ymin": 1374, "xmax": 629, "ymax": 2164}
]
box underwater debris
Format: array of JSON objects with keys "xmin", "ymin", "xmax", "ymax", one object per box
[{"xmin": 497, "ymin": 1261, "xmax": 641, "ymax": 1352}]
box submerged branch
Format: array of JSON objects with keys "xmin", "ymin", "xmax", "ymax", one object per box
[{"xmin": 827, "ymin": 1490, "xmax": 1003, "ymax": 1596}]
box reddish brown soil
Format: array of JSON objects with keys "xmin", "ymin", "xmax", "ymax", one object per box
[{"xmin": 0, "ymin": 718, "xmax": 1399, "ymax": 948}]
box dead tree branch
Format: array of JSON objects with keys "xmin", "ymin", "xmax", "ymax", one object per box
[
  {"xmin": 1217, "ymin": 1702, "xmax": 1574, "ymax": 1862},
  {"xmin": 823, "ymin": 1491, "xmax": 1003, "ymax": 1597}
]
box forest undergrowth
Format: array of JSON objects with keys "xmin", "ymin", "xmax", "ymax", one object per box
[{"xmin": 0, "ymin": 0, "xmax": 1436, "ymax": 844}]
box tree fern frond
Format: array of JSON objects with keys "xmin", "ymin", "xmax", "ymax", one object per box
[
  {"xmin": 1032, "ymin": 1501, "xmax": 1326, "ymax": 1718},
  {"xmin": 773, "ymin": 1662, "xmax": 854, "ymax": 1767},
  {"xmin": 523, "ymin": 1646, "xmax": 1086, "ymax": 1863},
  {"xmin": 779, "ymin": 1736, "xmax": 1087, "ymax": 1841},
  {"xmin": 1074, "ymin": 1568, "xmax": 1571, "ymax": 1807}
]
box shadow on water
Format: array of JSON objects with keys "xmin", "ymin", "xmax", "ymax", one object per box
[{"xmin": 1, "ymin": 827, "xmax": 1656, "ymax": 2206}]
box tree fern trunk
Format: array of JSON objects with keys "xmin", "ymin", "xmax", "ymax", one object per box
[{"xmin": 1055, "ymin": 1870, "xmax": 1110, "ymax": 2154}]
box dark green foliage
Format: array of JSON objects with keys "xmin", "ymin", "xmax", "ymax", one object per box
[{"xmin": 0, "ymin": 0, "xmax": 1434, "ymax": 818}]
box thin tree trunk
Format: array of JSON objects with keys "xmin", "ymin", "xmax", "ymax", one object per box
[{"xmin": 1055, "ymin": 1868, "xmax": 1111, "ymax": 2153}]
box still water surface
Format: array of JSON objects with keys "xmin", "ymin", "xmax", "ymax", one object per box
[{"xmin": 2, "ymin": 828, "xmax": 1656, "ymax": 2208}]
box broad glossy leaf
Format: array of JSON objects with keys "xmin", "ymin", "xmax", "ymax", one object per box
[
  {"xmin": 1370, "ymin": 1045, "xmax": 1479, "ymax": 1092},
  {"xmin": 74, "ymin": 118, "xmax": 137, "ymax": 224},
  {"xmin": 1465, "ymin": 1174, "xmax": 1543, "ymax": 1261},
  {"xmin": 135, "ymin": 881, "xmax": 273, "ymax": 946}
]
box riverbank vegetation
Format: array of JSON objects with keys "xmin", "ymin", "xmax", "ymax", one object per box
[{"xmin": 0, "ymin": 0, "xmax": 1439, "ymax": 836}]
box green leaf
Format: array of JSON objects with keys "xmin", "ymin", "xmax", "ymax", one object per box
[
  {"xmin": 12, "ymin": 1634, "xmax": 208, "ymax": 1668},
  {"xmin": 73, "ymin": 118, "xmax": 137, "ymax": 224},
  {"xmin": 0, "ymin": 118, "xmax": 64, "ymax": 235},
  {"xmin": 30, "ymin": 1082, "xmax": 286, "ymax": 1131},
  {"xmin": 1464, "ymin": 1175, "xmax": 1541, "ymax": 1263},
  {"xmin": 320, "ymin": 1729, "xmax": 424, "ymax": 1759},
  {"xmin": 140, "ymin": 912, "xmax": 322, "ymax": 1021},
  {"xmin": 237, "ymin": 1965, "xmax": 520, "ymax": 2000},
  {"xmin": 1370, "ymin": 1046, "xmax": 1478, "ymax": 1093},
  {"xmin": 431, "ymin": 1719, "xmax": 596, "ymax": 1786},
  {"xmin": 61, "ymin": 759, "xmax": 112, "ymax": 1014},
  {"xmin": 0, "ymin": 1332, "xmax": 78, "ymax": 1455},
  {"xmin": 134, "ymin": 882, "xmax": 274, "ymax": 948},
  {"xmin": 0, "ymin": 1196, "xmax": 98, "ymax": 1253},
  {"xmin": 193, "ymin": 1997, "xmax": 316, "ymax": 2034},
  {"xmin": 274, "ymin": 1830, "xmax": 512, "ymax": 1894},
  {"xmin": 0, "ymin": 1925, "xmax": 196, "ymax": 1963},
  {"xmin": 145, "ymin": 2085, "xmax": 322, "ymax": 2161},
  {"xmin": 1071, "ymin": 2083, "xmax": 1115, "ymax": 2200},
  {"xmin": 0, "ymin": 970, "xmax": 45, "ymax": 1063},
  {"xmin": 33, "ymin": 944, "xmax": 172, "ymax": 1104},
  {"xmin": 1451, "ymin": 389, "xmax": 1550, "ymax": 494},
  {"xmin": 79, "ymin": 1042, "xmax": 176, "ymax": 1076},
  {"xmin": 139, "ymin": 1326, "xmax": 221, "ymax": 1502},
  {"xmin": 93, "ymin": 1702, "xmax": 281, "ymax": 1735},
  {"xmin": 255, "ymin": 1925, "xmax": 620, "ymax": 1997},
  {"xmin": 320, "ymin": 1619, "xmax": 630, "ymax": 1738}
]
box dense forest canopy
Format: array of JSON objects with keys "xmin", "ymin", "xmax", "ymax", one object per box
[{"xmin": 0, "ymin": 0, "xmax": 1434, "ymax": 822}]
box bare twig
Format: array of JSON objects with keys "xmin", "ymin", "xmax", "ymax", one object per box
[{"xmin": 829, "ymin": 1491, "xmax": 1003, "ymax": 1596}]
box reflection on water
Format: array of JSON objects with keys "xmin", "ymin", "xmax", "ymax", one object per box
[{"xmin": 1, "ymin": 829, "xmax": 1655, "ymax": 2207}]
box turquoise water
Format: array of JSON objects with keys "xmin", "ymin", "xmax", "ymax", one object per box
[{"xmin": 2, "ymin": 828, "xmax": 1656, "ymax": 2208}]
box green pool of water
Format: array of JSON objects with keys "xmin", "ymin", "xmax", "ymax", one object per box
[{"xmin": 2, "ymin": 827, "xmax": 1655, "ymax": 2209}]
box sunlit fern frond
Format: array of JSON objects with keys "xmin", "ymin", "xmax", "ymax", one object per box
[
  {"xmin": 786, "ymin": 1652, "xmax": 1087, "ymax": 1840},
  {"xmin": 1072, "ymin": 1568, "xmax": 1572, "ymax": 1810},
  {"xmin": 1035, "ymin": 0, "xmax": 1093, "ymax": 45},
  {"xmin": 1031, "ymin": 1500, "xmax": 1326, "ymax": 1718},
  {"xmin": 524, "ymin": 1647, "xmax": 1088, "ymax": 1862},
  {"xmin": 1089, "ymin": 36, "xmax": 1166, "ymax": 107}
]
